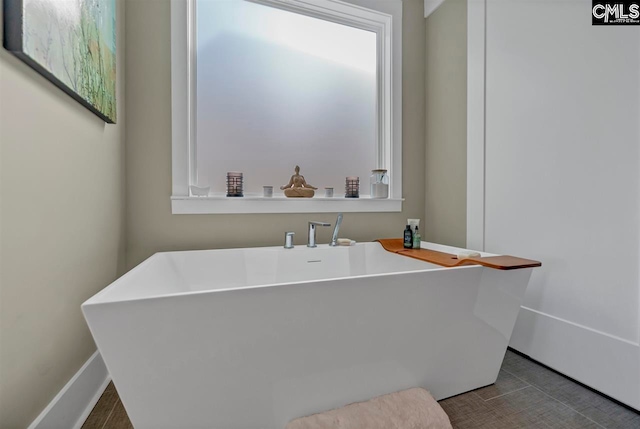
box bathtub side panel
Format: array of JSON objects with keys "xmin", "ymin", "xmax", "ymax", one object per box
[{"xmin": 83, "ymin": 267, "xmax": 529, "ymax": 429}]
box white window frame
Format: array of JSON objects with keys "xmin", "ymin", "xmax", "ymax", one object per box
[{"xmin": 170, "ymin": 0, "xmax": 402, "ymax": 214}]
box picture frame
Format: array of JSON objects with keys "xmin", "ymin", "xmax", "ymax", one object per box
[{"xmin": 3, "ymin": 0, "xmax": 117, "ymax": 123}]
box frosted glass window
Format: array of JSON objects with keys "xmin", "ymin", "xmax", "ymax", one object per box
[{"xmin": 195, "ymin": 0, "xmax": 378, "ymax": 195}]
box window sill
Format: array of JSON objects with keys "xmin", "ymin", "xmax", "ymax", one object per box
[{"xmin": 171, "ymin": 196, "xmax": 404, "ymax": 214}]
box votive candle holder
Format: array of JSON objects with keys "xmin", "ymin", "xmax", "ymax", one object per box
[
  {"xmin": 345, "ymin": 176, "xmax": 359, "ymax": 198},
  {"xmin": 226, "ymin": 172, "xmax": 243, "ymax": 197}
]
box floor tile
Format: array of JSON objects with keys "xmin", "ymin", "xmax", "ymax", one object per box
[
  {"xmin": 501, "ymin": 350, "xmax": 567, "ymax": 390},
  {"xmin": 474, "ymin": 369, "xmax": 530, "ymax": 400},
  {"xmin": 502, "ymin": 351, "xmax": 640, "ymax": 429},
  {"xmin": 478, "ymin": 413, "xmax": 546, "ymax": 429},
  {"xmin": 541, "ymin": 381, "xmax": 640, "ymax": 429},
  {"xmin": 511, "ymin": 393, "xmax": 603, "ymax": 429},
  {"xmin": 81, "ymin": 382, "xmax": 118, "ymax": 429},
  {"xmin": 440, "ymin": 390, "xmax": 501, "ymax": 428},
  {"xmin": 484, "ymin": 386, "xmax": 548, "ymax": 416},
  {"xmin": 454, "ymin": 412, "xmax": 529, "ymax": 429},
  {"xmin": 102, "ymin": 399, "xmax": 134, "ymax": 429}
]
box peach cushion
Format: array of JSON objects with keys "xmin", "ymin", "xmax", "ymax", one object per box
[{"xmin": 285, "ymin": 388, "xmax": 453, "ymax": 429}]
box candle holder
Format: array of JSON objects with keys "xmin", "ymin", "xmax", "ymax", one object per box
[
  {"xmin": 226, "ymin": 172, "xmax": 243, "ymax": 197},
  {"xmin": 345, "ymin": 176, "xmax": 359, "ymax": 198}
]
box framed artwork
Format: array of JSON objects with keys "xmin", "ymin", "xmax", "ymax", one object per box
[{"xmin": 3, "ymin": 0, "xmax": 117, "ymax": 123}]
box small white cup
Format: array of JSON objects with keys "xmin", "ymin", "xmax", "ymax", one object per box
[
  {"xmin": 324, "ymin": 187, "xmax": 334, "ymax": 198},
  {"xmin": 263, "ymin": 186, "xmax": 273, "ymax": 197}
]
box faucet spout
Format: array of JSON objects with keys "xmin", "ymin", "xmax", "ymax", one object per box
[
  {"xmin": 329, "ymin": 213, "xmax": 343, "ymax": 246},
  {"xmin": 307, "ymin": 221, "xmax": 331, "ymax": 248}
]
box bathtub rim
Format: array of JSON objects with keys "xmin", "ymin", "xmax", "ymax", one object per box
[
  {"xmin": 82, "ymin": 241, "xmax": 496, "ymax": 307},
  {"xmin": 83, "ymin": 264, "xmax": 489, "ymax": 307}
]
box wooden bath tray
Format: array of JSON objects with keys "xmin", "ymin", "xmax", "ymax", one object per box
[{"xmin": 376, "ymin": 238, "xmax": 541, "ymax": 270}]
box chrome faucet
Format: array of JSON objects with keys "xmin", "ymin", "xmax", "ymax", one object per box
[
  {"xmin": 284, "ymin": 231, "xmax": 295, "ymax": 249},
  {"xmin": 307, "ymin": 221, "xmax": 331, "ymax": 248},
  {"xmin": 329, "ymin": 213, "xmax": 343, "ymax": 247}
]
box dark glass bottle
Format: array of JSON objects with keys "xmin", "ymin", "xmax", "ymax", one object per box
[{"xmin": 403, "ymin": 225, "xmax": 413, "ymax": 249}]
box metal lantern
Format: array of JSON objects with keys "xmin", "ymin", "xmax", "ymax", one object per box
[
  {"xmin": 226, "ymin": 172, "xmax": 244, "ymax": 197},
  {"xmin": 345, "ymin": 176, "xmax": 359, "ymax": 198}
]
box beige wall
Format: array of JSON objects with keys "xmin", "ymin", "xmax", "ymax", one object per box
[
  {"xmin": 0, "ymin": 2, "xmax": 126, "ymax": 427},
  {"xmin": 424, "ymin": 0, "xmax": 467, "ymax": 247},
  {"xmin": 125, "ymin": 0, "xmax": 426, "ymax": 267}
]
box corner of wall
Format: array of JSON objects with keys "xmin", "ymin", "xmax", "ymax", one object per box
[{"xmin": 424, "ymin": 0, "xmax": 468, "ymax": 248}]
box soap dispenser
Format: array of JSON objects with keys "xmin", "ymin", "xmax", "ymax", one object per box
[
  {"xmin": 413, "ymin": 226, "xmax": 421, "ymax": 249},
  {"xmin": 403, "ymin": 225, "xmax": 413, "ymax": 249}
]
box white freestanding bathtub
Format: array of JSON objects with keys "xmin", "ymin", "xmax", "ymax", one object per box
[{"xmin": 83, "ymin": 241, "xmax": 534, "ymax": 429}]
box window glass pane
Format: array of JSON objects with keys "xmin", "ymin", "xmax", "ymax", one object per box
[{"xmin": 196, "ymin": 0, "xmax": 378, "ymax": 194}]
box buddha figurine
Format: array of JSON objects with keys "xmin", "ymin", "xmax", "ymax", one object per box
[{"xmin": 281, "ymin": 165, "xmax": 317, "ymax": 198}]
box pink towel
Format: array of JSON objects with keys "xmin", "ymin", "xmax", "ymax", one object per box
[{"xmin": 285, "ymin": 388, "xmax": 453, "ymax": 429}]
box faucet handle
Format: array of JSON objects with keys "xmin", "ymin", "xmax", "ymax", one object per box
[
  {"xmin": 330, "ymin": 213, "xmax": 343, "ymax": 246},
  {"xmin": 284, "ymin": 231, "xmax": 295, "ymax": 249},
  {"xmin": 309, "ymin": 221, "xmax": 331, "ymax": 227}
]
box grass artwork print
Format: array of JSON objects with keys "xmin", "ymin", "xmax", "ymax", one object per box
[{"xmin": 3, "ymin": 0, "xmax": 117, "ymax": 123}]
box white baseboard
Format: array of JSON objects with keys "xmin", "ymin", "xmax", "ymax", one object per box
[
  {"xmin": 27, "ymin": 351, "xmax": 110, "ymax": 429},
  {"xmin": 510, "ymin": 306, "xmax": 640, "ymax": 411}
]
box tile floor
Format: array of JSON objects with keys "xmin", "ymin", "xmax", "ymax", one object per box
[
  {"xmin": 81, "ymin": 382, "xmax": 132, "ymax": 429},
  {"xmin": 440, "ymin": 350, "xmax": 640, "ymax": 429},
  {"xmin": 82, "ymin": 349, "xmax": 640, "ymax": 428}
]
